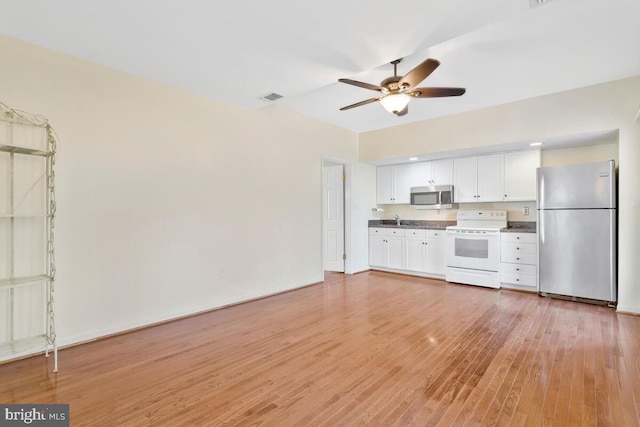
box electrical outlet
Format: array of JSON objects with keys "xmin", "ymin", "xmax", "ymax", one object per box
[{"xmin": 522, "ymin": 207, "xmax": 530, "ymax": 215}]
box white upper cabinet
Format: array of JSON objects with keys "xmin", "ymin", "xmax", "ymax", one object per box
[
  {"xmin": 454, "ymin": 154, "xmax": 504, "ymax": 203},
  {"xmin": 380, "ymin": 150, "xmax": 540, "ymax": 205},
  {"xmin": 453, "ymin": 156, "xmax": 478, "ymax": 203},
  {"xmin": 377, "ymin": 164, "xmax": 411, "ymax": 204},
  {"xmin": 478, "ymin": 153, "xmax": 504, "ymax": 202},
  {"xmin": 410, "ymin": 162, "xmax": 431, "ymax": 187},
  {"xmin": 503, "ymin": 150, "xmax": 541, "ymax": 201},
  {"xmin": 410, "ymin": 159, "xmax": 454, "ymax": 187},
  {"xmin": 432, "ymin": 159, "xmax": 454, "ymax": 185}
]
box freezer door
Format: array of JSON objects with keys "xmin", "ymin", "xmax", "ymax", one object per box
[
  {"xmin": 537, "ymin": 160, "xmax": 615, "ymax": 209},
  {"xmin": 538, "ymin": 209, "xmax": 616, "ymax": 301}
]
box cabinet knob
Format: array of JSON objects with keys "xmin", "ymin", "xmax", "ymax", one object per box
[
  {"xmin": 516, "ymin": 247, "xmax": 520, "ymax": 250},
  {"xmin": 516, "ymin": 278, "xmax": 520, "ymax": 282},
  {"xmin": 516, "ymin": 237, "xmax": 520, "ymax": 240},
  {"xmin": 516, "ymin": 268, "xmax": 520, "ymax": 271},
  {"xmin": 516, "ymin": 257, "xmax": 520, "ymax": 260}
]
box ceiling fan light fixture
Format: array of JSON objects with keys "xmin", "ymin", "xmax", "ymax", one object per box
[{"xmin": 380, "ymin": 93, "xmax": 410, "ymax": 115}]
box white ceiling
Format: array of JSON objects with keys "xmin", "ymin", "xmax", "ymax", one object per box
[{"xmin": 1, "ymin": 0, "xmax": 639, "ymax": 133}]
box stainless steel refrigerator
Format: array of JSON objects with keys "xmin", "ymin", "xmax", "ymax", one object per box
[{"xmin": 537, "ymin": 160, "xmax": 617, "ymax": 303}]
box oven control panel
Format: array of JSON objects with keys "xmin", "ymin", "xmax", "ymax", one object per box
[
  {"xmin": 457, "ymin": 210, "xmax": 506, "ymax": 220},
  {"xmin": 453, "ymin": 210, "xmax": 508, "ymax": 230}
]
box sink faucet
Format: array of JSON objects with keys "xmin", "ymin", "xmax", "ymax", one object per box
[{"xmin": 394, "ymin": 214, "xmax": 401, "ymax": 226}]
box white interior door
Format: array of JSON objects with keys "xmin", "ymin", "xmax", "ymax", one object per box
[{"xmin": 323, "ymin": 165, "xmax": 344, "ymax": 272}]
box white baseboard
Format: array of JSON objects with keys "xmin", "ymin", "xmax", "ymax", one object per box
[{"xmin": 616, "ymin": 305, "xmax": 640, "ymax": 315}]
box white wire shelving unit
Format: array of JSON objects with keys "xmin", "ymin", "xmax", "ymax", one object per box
[{"xmin": 0, "ymin": 101, "xmax": 58, "ymax": 372}]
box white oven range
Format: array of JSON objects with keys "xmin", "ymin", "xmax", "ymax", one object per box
[{"xmin": 445, "ymin": 210, "xmax": 507, "ymax": 288}]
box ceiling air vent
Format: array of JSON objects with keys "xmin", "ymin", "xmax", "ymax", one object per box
[
  {"xmin": 529, "ymin": 0, "xmax": 552, "ymax": 7},
  {"xmin": 261, "ymin": 92, "xmax": 284, "ymax": 102}
]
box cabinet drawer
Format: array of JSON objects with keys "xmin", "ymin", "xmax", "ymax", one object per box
[
  {"xmin": 425, "ymin": 230, "xmax": 444, "ymax": 239},
  {"xmin": 501, "ymin": 272, "xmax": 537, "ymax": 287},
  {"xmin": 501, "ymin": 232, "xmax": 536, "ymax": 244},
  {"xmin": 501, "ymin": 263, "xmax": 536, "ymax": 276},
  {"xmin": 405, "ymin": 229, "xmax": 425, "ymax": 238},
  {"xmin": 501, "ymin": 242, "xmax": 537, "ymax": 255},
  {"xmin": 501, "ymin": 252, "xmax": 537, "ymax": 265},
  {"xmin": 369, "ymin": 227, "xmax": 386, "ymax": 236},
  {"xmin": 386, "ymin": 228, "xmax": 405, "ymax": 237}
]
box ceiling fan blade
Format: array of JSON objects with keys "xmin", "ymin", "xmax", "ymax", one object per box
[
  {"xmin": 410, "ymin": 87, "xmax": 466, "ymax": 98},
  {"xmin": 396, "ymin": 105, "xmax": 408, "ymax": 116},
  {"xmin": 399, "ymin": 58, "xmax": 440, "ymax": 89},
  {"xmin": 338, "ymin": 78, "xmax": 384, "ymax": 92},
  {"xmin": 339, "ymin": 97, "xmax": 380, "ymax": 111}
]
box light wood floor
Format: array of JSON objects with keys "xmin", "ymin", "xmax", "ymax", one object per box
[{"xmin": 2, "ymin": 271, "xmax": 640, "ymax": 426}]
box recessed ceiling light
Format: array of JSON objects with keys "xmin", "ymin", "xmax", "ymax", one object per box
[
  {"xmin": 530, "ymin": 142, "xmax": 543, "ymax": 146},
  {"xmin": 409, "ymin": 157, "xmax": 419, "ymax": 161}
]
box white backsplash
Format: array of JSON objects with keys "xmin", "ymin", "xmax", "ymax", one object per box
[{"xmin": 374, "ymin": 201, "xmax": 537, "ymax": 222}]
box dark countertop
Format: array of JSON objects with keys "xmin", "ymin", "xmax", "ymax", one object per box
[
  {"xmin": 368, "ymin": 220, "xmax": 455, "ymax": 230},
  {"xmin": 369, "ymin": 219, "xmax": 537, "ymax": 233},
  {"xmin": 501, "ymin": 222, "xmax": 537, "ymax": 233}
]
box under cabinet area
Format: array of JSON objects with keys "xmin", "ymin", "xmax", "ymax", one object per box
[
  {"xmin": 500, "ymin": 232, "xmax": 538, "ymax": 292},
  {"xmin": 369, "ymin": 227, "xmax": 445, "ymax": 278}
]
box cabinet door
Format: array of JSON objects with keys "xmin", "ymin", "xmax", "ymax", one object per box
[
  {"xmin": 431, "ymin": 158, "xmax": 454, "ymax": 185},
  {"xmin": 394, "ymin": 164, "xmax": 411, "ymax": 204},
  {"xmin": 405, "ymin": 237, "xmax": 425, "ymax": 272},
  {"xmin": 477, "ymin": 153, "xmax": 504, "ymax": 202},
  {"xmin": 425, "ymin": 235, "xmax": 445, "ymax": 275},
  {"xmin": 376, "ymin": 166, "xmax": 394, "ymax": 204},
  {"xmin": 453, "ymin": 157, "xmax": 478, "ymax": 203},
  {"xmin": 410, "ymin": 161, "xmax": 432, "ymax": 187},
  {"xmin": 369, "ymin": 235, "xmax": 386, "ymax": 267},
  {"xmin": 504, "ymin": 150, "xmax": 540, "ymax": 201},
  {"xmin": 386, "ymin": 236, "xmax": 405, "ymax": 269}
]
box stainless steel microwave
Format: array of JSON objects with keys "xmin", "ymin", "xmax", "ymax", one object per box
[{"xmin": 410, "ymin": 185, "xmax": 457, "ymax": 209}]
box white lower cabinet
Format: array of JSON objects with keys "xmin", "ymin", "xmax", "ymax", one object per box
[
  {"xmin": 405, "ymin": 229, "xmax": 445, "ymax": 275},
  {"xmin": 370, "ymin": 228, "xmax": 445, "ymax": 277},
  {"xmin": 369, "ymin": 228, "xmax": 405, "ymax": 269},
  {"xmin": 500, "ymin": 232, "xmax": 537, "ymax": 291}
]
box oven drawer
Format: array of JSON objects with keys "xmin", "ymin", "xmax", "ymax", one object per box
[
  {"xmin": 501, "ymin": 252, "xmax": 537, "ymax": 265},
  {"xmin": 501, "ymin": 242, "xmax": 537, "ymax": 255}
]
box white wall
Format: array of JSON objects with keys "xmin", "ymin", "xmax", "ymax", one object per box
[
  {"xmin": 349, "ymin": 162, "xmax": 377, "ymax": 273},
  {"xmin": 0, "ymin": 35, "xmax": 359, "ymax": 353},
  {"xmin": 360, "ymin": 76, "xmax": 640, "ymax": 314}
]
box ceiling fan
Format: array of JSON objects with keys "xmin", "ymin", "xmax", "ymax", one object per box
[{"xmin": 338, "ymin": 58, "xmax": 466, "ymax": 116}]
